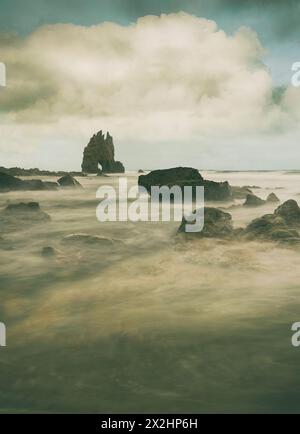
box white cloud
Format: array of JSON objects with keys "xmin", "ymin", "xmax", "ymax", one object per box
[{"xmin": 0, "ymin": 12, "xmax": 298, "ymax": 169}]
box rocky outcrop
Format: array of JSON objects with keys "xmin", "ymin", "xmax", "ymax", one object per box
[
  {"xmin": 243, "ymin": 193, "xmax": 266, "ymax": 207},
  {"xmin": 81, "ymin": 130, "xmax": 125, "ymax": 173},
  {"xmin": 178, "ymin": 207, "xmax": 233, "ymax": 238},
  {"xmin": 0, "ymin": 172, "xmax": 58, "ymax": 192},
  {"xmin": 231, "ymin": 186, "xmax": 253, "ymax": 200},
  {"xmin": 274, "ymin": 199, "xmax": 300, "ymax": 225},
  {"xmin": 266, "ymin": 193, "xmax": 280, "ymax": 203},
  {"xmin": 138, "ymin": 167, "xmax": 232, "ymax": 201},
  {"xmin": 177, "ymin": 199, "xmax": 300, "ymax": 244},
  {"xmin": 57, "ymin": 174, "xmax": 82, "ymax": 188}
]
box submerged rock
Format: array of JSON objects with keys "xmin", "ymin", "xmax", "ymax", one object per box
[
  {"xmin": 243, "ymin": 193, "xmax": 266, "ymax": 207},
  {"xmin": 178, "ymin": 207, "xmax": 233, "ymax": 238},
  {"xmin": 62, "ymin": 233, "xmax": 123, "ymax": 249},
  {"xmin": 0, "ymin": 202, "xmax": 50, "ymax": 231},
  {"xmin": 81, "ymin": 130, "xmax": 125, "ymax": 173},
  {"xmin": 138, "ymin": 167, "xmax": 232, "ymax": 201},
  {"xmin": 57, "ymin": 174, "xmax": 82, "ymax": 188},
  {"xmin": 266, "ymin": 193, "xmax": 280, "ymax": 203},
  {"xmin": 41, "ymin": 246, "xmax": 57, "ymax": 257}
]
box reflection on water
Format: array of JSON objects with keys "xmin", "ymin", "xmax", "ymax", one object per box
[{"xmin": 1, "ymin": 171, "xmax": 300, "ymax": 413}]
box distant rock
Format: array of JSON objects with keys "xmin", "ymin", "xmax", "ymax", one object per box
[
  {"xmin": 57, "ymin": 174, "xmax": 82, "ymax": 188},
  {"xmin": 0, "ymin": 172, "xmax": 58, "ymax": 192},
  {"xmin": 274, "ymin": 199, "xmax": 300, "ymax": 225},
  {"xmin": 138, "ymin": 167, "xmax": 232, "ymax": 201},
  {"xmin": 266, "ymin": 193, "xmax": 280, "ymax": 203},
  {"xmin": 231, "ymin": 186, "xmax": 253, "ymax": 200},
  {"xmin": 243, "ymin": 193, "xmax": 266, "ymax": 207},
  {"xmin": 138, "ymin": 169, "xmax": 144, "ymax": 173},
  {"xmin": 0, "ymin": 166, "xmax": 86, "ymax": 177},
  {"xmin": 178, "ymin": 207, "xmax": 233, "ymax": 238},
  {"xmin": 81, "ymin": 130, "xmax": 125, "ymax": 173}
]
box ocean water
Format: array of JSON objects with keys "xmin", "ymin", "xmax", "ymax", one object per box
[{"xmin": 1, "ymin": 171, "xmax": 300, "ymax": 413}]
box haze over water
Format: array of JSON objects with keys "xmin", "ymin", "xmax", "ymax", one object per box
[{"xmin": 1, "ymin": 170, "xmax": 300, "ymax": 413}]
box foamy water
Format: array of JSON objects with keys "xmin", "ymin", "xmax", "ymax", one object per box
[{"xmin": 1, "ymin": 171, "xmax": 300, "ymax": 413}]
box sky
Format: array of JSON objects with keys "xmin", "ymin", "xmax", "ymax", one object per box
[{"xmin": 0, "ymin": 0, "xmax": 300, "ymax": 170}]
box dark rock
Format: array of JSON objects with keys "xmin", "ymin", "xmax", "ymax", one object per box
[
  {"xmin": 231, "ymin": 186, "xmax": 253, "ymax": 200},
  {"xmin": 274, "ymin": 199, "xmax": 300, "ymax": 225},
  {"xmin": 0, "ymin": 172, "xmax": 57, "ymax": 192},
  {"xmin": 41, "ymin": 246, "xmax": 57, "ymax": 257},
  {"xmin": 266, "ymin": 193, "xmax": 280, "ymax": 203},
  {"xmin": 178, "ymin": 207, "xmax": 233, "ymax": 238},
  {"xmin": 245, "ymin": 214, "xmax": 300, "ymax": 242},
  {"xmin": 57, "ymin": 174, "xmax": 82, "ymax": 188},
  {"xmin": 81, "ymin": 130, "xmax": 125, "ymax": 173},
  {"xmin": 138, "ymin": 167, "xmax": 232, "ymax": 201},
  {"xmin": 243, "ymin": 193, "xmax": 266, "ymax": 207},
  {"xmin": 138, "ymin": 169, "xmax": 144, "ymax": 173}
]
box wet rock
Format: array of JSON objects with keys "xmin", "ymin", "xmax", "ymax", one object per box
[
  {"xmin": 81, "ymin": 130, "xmax": 125, "ymax": 173},
  {"xmin": 0, "ymin": 172, "xmax": 56, "ymax": 192},
  {"xmin": 178, "ymin": 207, "xmax": 233, "ymax": 238},
  {"xmin": 274, "ymin": 199, "xmax": 300, "ymax": 225},
  {"xmin": 57, "ymin": 174, "xmax": 82, "ymax": 188},
  {"xmin": 0, "ymin": 202, "xmax": 50, "ymax": 231},
  {"xmin": 138, "ymin": 167, "xmax": 232, "ymax": 201},
  {"xmin": 245, "ymin": 214, "xmax": 300, "ymax": 242},
  {"xmin": 243, "ymin": 193, "xmax": 266, "ymax": 207},
  {"xmin": 266, "ymin": 193, "xmax": 280, "ymax": 203}
]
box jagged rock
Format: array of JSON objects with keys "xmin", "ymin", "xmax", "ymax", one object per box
[
  {"xmin": 178, "ymin": 207, "xmax": 233, "ymax": 238},
  {"xmin": 138, "ymin": 167, "xmax": 232, "ymax": 201},
  {"xmin": 243, "ymin": 193, "xmax": 266, "ymax": 207},
  {"xmin": 274, "ymin": 199, "xmax": 300, "ymax": 225},
  {"xmin": 266, "ymin": 193, "xmax": 280, "ymax": 203},
  {"xmin": 57, "ymin": 174, "xmax": 82, "ymax": 188},
  {"xmin": 231, "ymin": 186, "xmax": 253, "ymax": 200},
  {"xmin": 81, "ymin": 130, "xmax": 125, "ymax": 173}
]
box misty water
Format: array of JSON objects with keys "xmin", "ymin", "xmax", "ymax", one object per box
[{"xmin": 1, "ymin": 171, "xmax": 300, "ymax": 413}]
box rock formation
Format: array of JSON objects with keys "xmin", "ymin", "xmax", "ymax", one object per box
[
  {"xmin": 0, "ymin": 172, "xmax": 58, "ymax": 192},
  {"xmin": 1, "ymin": 202, "xmax": 50, "ymax": 232},
  {"xmin": 138, "ymin": 167, "xmax": 232, "ymax": 201},
  {"xmin": 243, "ymin": 193, "xmax": 266, "ymax": 207},
  {"xmin": 178, "ymin": 207, "xmax": 233, "ymax": 238},
  {"xmin": 266, "ymin": 193, "xmax": 280, "ymax": 203},
  {"xmin": 81, "ymin": 130, "xmax": 125, "ymax": 173},
  {"xmin": 57, "ymin": 174, "xmax": 82, "ymax": 188}
]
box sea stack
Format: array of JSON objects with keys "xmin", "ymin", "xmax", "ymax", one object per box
[{"xmin": 81, "ymin": 130, "xmax": 125, "ymax": 174}]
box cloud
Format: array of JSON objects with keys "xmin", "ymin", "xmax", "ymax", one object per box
[{"xmin": 0, "ymin": 12, "xmax": 298, "ymax": 168}]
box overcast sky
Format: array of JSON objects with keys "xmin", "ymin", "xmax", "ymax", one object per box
[{"xmin": 0, "ymin": 0, "xmax": 300, "ymax": 170}]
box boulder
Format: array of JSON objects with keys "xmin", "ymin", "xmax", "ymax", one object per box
[
  {"xmin": 138, "ymin": 167, "xmax": 232, "ymax": 201},
  {"xmin": 81, "ymin": 130, "xmax": 125, "ymax": 173},
  {"xmin": 243, "ymin": 193, "xmax": 266, "ymax": 207},
  {"xmin": 245, "ymin": 214, "xmax": 300, "ymax": 242},
  {"xmin": 41, "ymin": 246, "xmax": 57, "ymax": 257},
  {"xmin": 274, "ymin": 199, "xmax": 300, "ymax": 225},
  {"xmin": 0, "ymin": 202, "xmax": 50, "ymax": 231},
  {"xmin": 266, "ymin": 193, "xmax": 280, "ymax": 203},
  {"xmin": 57, "ymin": 174, "xmax": 82, "ymax": 188},
  {"xmin": 178, "ymin": 207, "xmax": 233, "ymax": 238}
]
